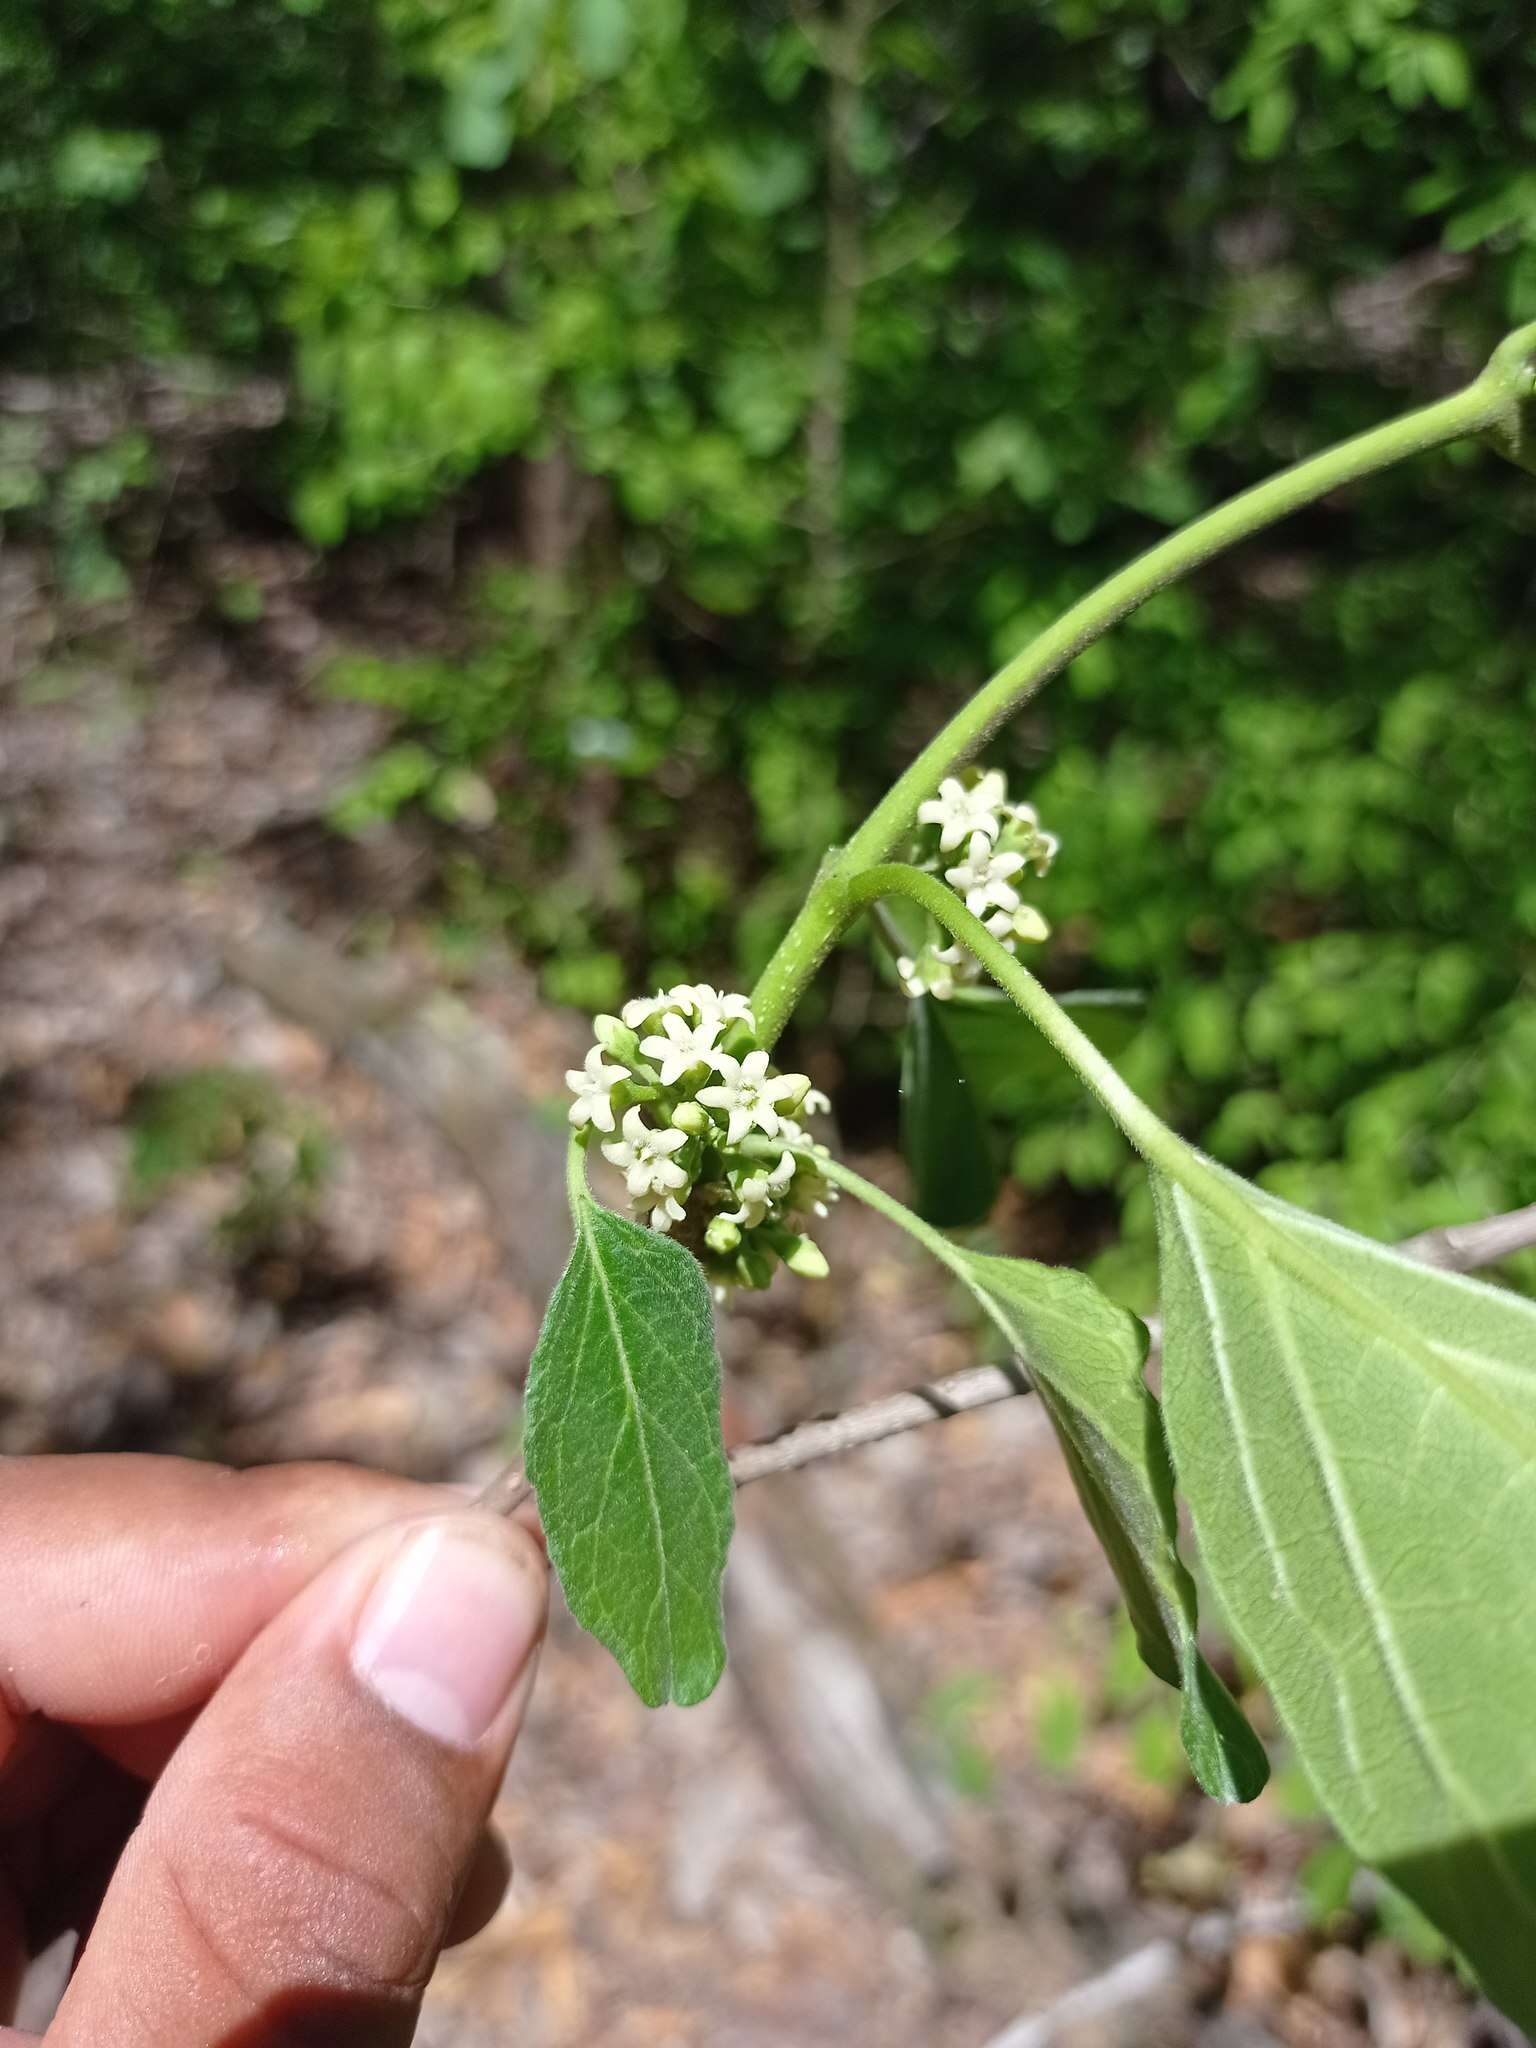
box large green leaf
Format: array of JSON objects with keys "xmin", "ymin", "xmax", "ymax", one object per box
[
  {"xmin": 952, "ymin": 1248, "xmax": 1270, "ymax": 1804},
  {"xmin": 524, "ymin": 1170, "xmax": 734, "ymax": 1708},
  {"xmin": 1152, "ymin": 1158, "xmax": 1536, "ymax": 2024},
  {"xmin": 901, "ymin": 994, "xmax": 999, "ymax": 1227}
]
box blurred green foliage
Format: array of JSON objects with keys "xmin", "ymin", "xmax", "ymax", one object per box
[
  {"xmin": 9, "ymin": 0, "xmax": 1536, "ymax": 1290},
  {"xmin": 126, "ymin": 1067, "xmax": 333, "ymax": 1249}
]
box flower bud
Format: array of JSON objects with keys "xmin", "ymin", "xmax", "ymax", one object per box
[
  {"xmin": 705, "ymin": 1215, "xmax": 742, "ymax": 1254},
  {"xmin": 671, "ymin": 1100, "xmax": 709, "ymax": 1137},
  {"xmin": 775, "ymin": 1072, "xmax": 811, "ymax": 1115},
  {"xmin": 783, "ymin": 1235, "xmax": 830, "ymax": 1279},
  {"xmin": 593, "ymin": 1014, "xmax": 642, "ymax": 1064}
]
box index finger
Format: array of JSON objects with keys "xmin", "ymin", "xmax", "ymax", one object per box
[{"xmin": 0, "ymin": 1455, "xmax": 464, "ymax": 1759}]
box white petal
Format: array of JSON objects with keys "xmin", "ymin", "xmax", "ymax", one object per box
[{"xmin": 726, "ymin": 1107, "xmax": 753, "ymax": 1146}]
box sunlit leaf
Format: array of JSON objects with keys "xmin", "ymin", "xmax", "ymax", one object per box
[
  {"xmin": 524, "ymin": 1167, "xmax": 733, "ymax": 1707},
  {"xmin": 951, "ymin": 1247, "xmax": 1270, "ymax": 1804},
  {"xmin": 1153, "ymin": 1158, "xmax": 1536, "ymax": 2024},
  {"xmin": 901, "ymin": 994, "xmax": 998, "ymax": 1227}
]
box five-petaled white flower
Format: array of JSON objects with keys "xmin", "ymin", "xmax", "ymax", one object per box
[
  {"xmin": 722, "ymin": 1150, "xmax": 795, "ymax": 1229},
  {"xmin": 565, "ymin": 1046, "xmax": 629, "ymax": 1132},
  {"xmin": 918, "ymin": 771, "xmax": 1007, "ymax": 852},
  {"xmin": 601, "ymin": 1104, "xmax": 691, "ymax": 1200},
  {"xmin": 698, "ymin": 1049, "xmax": 804, "ymax": 1146},
  {"xmin": 639, "ymin": 1009, "xmax": 723, "ymax": 1085},
  {"xmin": 945, "ymin": 830, "xmax": 1027, "ymax": 915}
]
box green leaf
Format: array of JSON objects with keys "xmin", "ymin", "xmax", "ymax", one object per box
[
  {"xmin": 524, "ymin": 1160, "xmax": 734, "ymax": 1707},
  {"xmin": 942, "ymin": 990, "xmax": 1143, "ymax": 1121},
  {"xmin": 570, "ymin": 0, "xmax": 635, "ymax": 82},
  {"xmin": 1152, "ymin": 1158, "xmax": 1536, "ymax": 2024},
  {"xmin": 444, "ymin": 92, "xmax": 514, "ymax": 171},
  {"xmin": 951, "ymin": 1247, "xmax": 1270, "ymax": 1805},
  {"xmin": 901, "ymin": 994, "xmax": 999, "ymax": 1228}
]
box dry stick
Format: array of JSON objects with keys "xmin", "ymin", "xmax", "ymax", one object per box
[{"xmin": 478, "ymin": 1199, "xmax": 1536, "ymax": 1516}]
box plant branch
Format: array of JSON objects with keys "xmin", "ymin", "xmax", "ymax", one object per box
[{"xmin": 750, "ymin": 323, "xmax": 1536, "ymax": 1044}]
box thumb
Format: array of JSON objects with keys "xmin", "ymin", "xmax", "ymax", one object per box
[{"xmin": 49, "ymin": 1508, "xmax": 547, "ymax": 2048}]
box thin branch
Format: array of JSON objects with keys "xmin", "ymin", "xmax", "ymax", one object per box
[
  {"xmin": 475, "ymin": 1198, "xmax": 1536, "ymax": 1518},
  {"xmin": 728, "ymin": 1357, "xmax": 1031, "ymax": 1484},
  {"xmin": 981, "ymin": 1898, "xmax": 1303, "ymax": 2048},
  {"xmin": 1394, "ymin": 1201, "xmax": 1536, "ymax": 1274}
]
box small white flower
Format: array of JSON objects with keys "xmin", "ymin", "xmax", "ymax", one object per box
[
  {"xmin": 622, "ymin": 992, "xmax": 666, "ymax": 1028},
  {"xmin": 601, "ymin": 1104, "xmax": 691, "ymax": 1200},
  {"xmin": 639, "ymin": 1009, "xmax": 723, "ymax": 1084},
  {"xmin": 802, "ymin": 1087, "xmax": 831, "ymax": 1117},
  {"xmin": 722, "ymin": 1150, "xmax": 795, "ymax": 1228},
  {"xmin": 918, "ymin": 771, "xmax": 1007, "ymax": 852},
  {"xmin": 667, "ymin": 982, "xmax": 755, "ymax": 1032},
  {"xmin": 945, "ymin": 829, "xmax": 1027, "ymax": 915},
  {"xmin": 697, "ymin": 1050, "xmax": 805, "ymax": 1146},
  {"xmin": 565, "ymin": 1046, "xmax": 629, "ymax": 1133},
  {"xmin": 649, "ymin": 1191, "xmax": 687, "ymax": 1233}
]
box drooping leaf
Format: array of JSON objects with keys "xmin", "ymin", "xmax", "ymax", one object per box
[
  {"xmin": 943, "ymin": 989, "xmax": 1143, "ymax": 1121},
  {"xmin": 901, "ymin": 994, "xmax": 999, "ymax": 1227},
  {"xmin": 1152, "ymin": 1158, "xmax": 1536, "ymax": 2024},
  {"xmin": 523, "ymin": 1169, "xmax": 734, "ymax": 1708},
  {"xmin": 951, "ymin": 1247, "xmax": 1270, "ymax": 1804}
]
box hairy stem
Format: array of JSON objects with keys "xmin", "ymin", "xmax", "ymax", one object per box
[{"xmin": 750, "ymin": 324, "xmax": 1536, "ymax": 1044}]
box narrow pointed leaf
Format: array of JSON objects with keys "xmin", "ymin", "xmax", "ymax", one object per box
[
  {"xmin": 951, "ymin": 1248, "xmax": 1270, "ymax": 1804},
  {"xmin": 524, "ymin": 1180, "xmax": 734, "ymax": 1708},
  {"xmin": 901, "ymin": 994, "xmax": 999, "ymax": 1227},
  {"xmin": 1153, "ymin": 1159, "xmax": 1536, "ymax": 2026}
]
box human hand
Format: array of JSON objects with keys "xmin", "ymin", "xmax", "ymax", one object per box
[{"xmin": 0, "ymin": 1455, "xmax": 548, "ymax": 2046}]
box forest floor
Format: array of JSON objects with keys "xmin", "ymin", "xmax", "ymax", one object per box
[{"xmin": 0, "ymin": 539, "xmax": 1521, "ymax": 2048}]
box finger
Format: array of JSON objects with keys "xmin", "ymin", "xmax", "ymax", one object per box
[
  {"xmin": 0, "ymin": 1456, "xmax": 465, "ymax": 1753},
  {"xmin": 442, "ymin": 1829, "xmax": 512, "ymax": 1948},
  {"xmin": 51, "ymin": 1507, "xmax": 547, "ymax": 2048}
]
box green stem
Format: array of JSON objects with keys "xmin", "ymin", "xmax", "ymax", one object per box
[
  {"xmin": 750, "ymin": 325, "xmax": 1536, "ymax": 1045},
  {"xmin": 844, "ymin": 865, "xmax": 1184, "ymax": 1171},
  {"xmin": 566, "ymin": 1132, "xmax": 589, "ymax": 1214}
]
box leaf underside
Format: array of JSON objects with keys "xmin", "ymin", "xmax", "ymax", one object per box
[
  {"xmin": 953, "ymin": 1248, "xmax": 1269, "ymax": 1803},
  {"xmin": 1153, "ymin": 1160, "xmax": 1536, "ymax": 2026},
  {"xmin": 524, "ymin": 1186, "xmax": 734, "ymax": 1708}
]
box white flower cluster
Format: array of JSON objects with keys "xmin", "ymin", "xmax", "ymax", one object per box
[
  {"xmin": 566, "ymin": 983, "xmax": 836, "ymax": 1290},
  {"xmin": 896, "ymin": 768, "xmax": 1058, "ymax": 999}
]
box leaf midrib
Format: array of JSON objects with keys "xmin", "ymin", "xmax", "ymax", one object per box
[{"xmin": 579, "ymin": 1197, "xmax": 677, "ymax": 1686}]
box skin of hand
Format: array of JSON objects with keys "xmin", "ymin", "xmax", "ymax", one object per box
[{"xmin": 0, "ymin": 1455, "xmax": 549, "ymax": 2047}]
